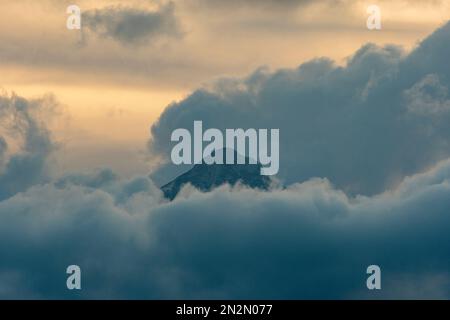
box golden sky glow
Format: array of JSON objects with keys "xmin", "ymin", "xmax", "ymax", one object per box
[{"xmin": 1, "ymin": 0, "xmax": 449, "ymax": 175}]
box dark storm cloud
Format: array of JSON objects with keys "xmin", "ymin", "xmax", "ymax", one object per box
[
  {"xmin": 83, "ymin": 2, "xmax": 182, "ymax": 45},
  {"xmin": 150, "ymin": 21, "xmax": 450, "ymax": 195}
]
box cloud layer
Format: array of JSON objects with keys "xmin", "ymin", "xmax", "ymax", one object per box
[
  {"xmin": 150, "ymin": 22, "xmax": 450, "ymax": 195},
  {"xmin": 0, "ymin": 93, "xmax": 57, "ymax": 201},
  {"xmin": 1, "ymin": 157, "xmax": 450, "ymax": 298},
  {"xmin": 1, "ymin": 91, "xmax": 450, "ymax": 299},
  {"xmin": 83, "ymin": 3, "xmax": 182, "ymax": 45},
  {"xmin": 2, "ymin": 18, "xmax": 450, "ymax": 299}
]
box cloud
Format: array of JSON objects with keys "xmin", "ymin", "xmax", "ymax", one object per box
[
  {"xmin": 188, "ymin": 0, "xmax": 354, "ymax": 12},
  {"xmin": 83, "ymin": 2, "xmax": 182, "ymax": 45},
  {"xmin": 1, "ymin": 157, "xmax": 450, "ymax": 298},
  {"xmin": 1, "ymin": 0, "xmax": 446, "ymax": 91},
  {"xmin": 0, "ymin": 137, "xmax": 7, "ymax": 167},
  {"xmin": 0, "ymin": 93, "xmax": 449, "ymax": 299},
  {"xmin": 403, "ymin": 74, "xmax": 450, "ymax": 114},
  {"xmin": 0, "ymin": 93, "xmax": 58, "ymax": 201},
  {"xmin": 190, "ymin": 0, "xmax": 315, "ymax": 9},
  {"xmin": 149, "ymin": 21, "xmax": 450, "ymax": 195},
  {"xmin": 2, "ymin": 12, "xmax": 450, "ymax": 300}
]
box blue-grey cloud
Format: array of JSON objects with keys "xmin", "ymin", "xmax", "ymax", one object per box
[
  {"xmin": 150, "ymin": 22, "xmax": 450, "ymax": 195},
  {"xmin": 83, "ymin": 3, "xmax": 182, "ymax": 46},
  {"xmin": 3, "ymin": 21, "xmax": 450, "ymax": 300},
  {"xmin": 0, "ymin": 93, "xmax": 57, "ymax": 201},
  {"xmin": 0, "ymin": 158, "xmax": 450, "ymax": 299},
  {"xmin": 0, "ymin": 88, "xmax": 449, "ymax": 298}
]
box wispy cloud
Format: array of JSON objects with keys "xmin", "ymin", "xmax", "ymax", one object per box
[{"xmin": 83, "ymin": 2, "xmax": 183, "ymax": 46}]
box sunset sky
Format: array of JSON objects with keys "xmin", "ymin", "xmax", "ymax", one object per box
[
  {"xmin": 2, "ymin": 0, "xmax": 449, "ymax": 178},
  {"xmin": 2, "ymin": 0, "xmax": 450, "ymax": 299}
]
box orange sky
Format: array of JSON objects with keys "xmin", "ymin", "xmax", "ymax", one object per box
[{"xmin": 1, "ymin": 0, "xmax": 449, "ymax": 176}]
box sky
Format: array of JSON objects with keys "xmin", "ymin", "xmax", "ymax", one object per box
[
  {"xmin": 1, "ymin": 0, "xmax": 450, "ymax": 178},
  {"xmin": 1, "ymin": 0, "xmax": 450, "ymax": 299}
]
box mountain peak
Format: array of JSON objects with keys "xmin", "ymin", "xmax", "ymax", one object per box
[{"xmin": 161, "ymin": 149, "xmax": 272, "ymax": 200}]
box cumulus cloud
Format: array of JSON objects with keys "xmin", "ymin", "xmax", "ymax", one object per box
[
  {"xmin": 1, "ymin": 158, "xmax": 450, "ymax": 298},
  {"xmin": 0, "ymin": 93, "xmax": 58, "ymax": 201},
  {"xmin": 403, "ymin": 74, "xmax": 450, "ymax": 115},
  {"xmin": 3, "ymin": 17, "xmax": 450, "ymax": 300},
  {"xmin": 0, "ymin": 91, "xmax": 449, "ymax": 298},
  {"xmin": 83, "ymin": 2, "xmax": 182, "ymax": 45},
  {"xmin": 150, "ymin": 21, "xmax": 450, "ymax": 195}
]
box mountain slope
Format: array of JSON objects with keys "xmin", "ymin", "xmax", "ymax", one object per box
[{"xmin": 161, "ymin": 159, "xmax": 272, "ymax": 200}]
